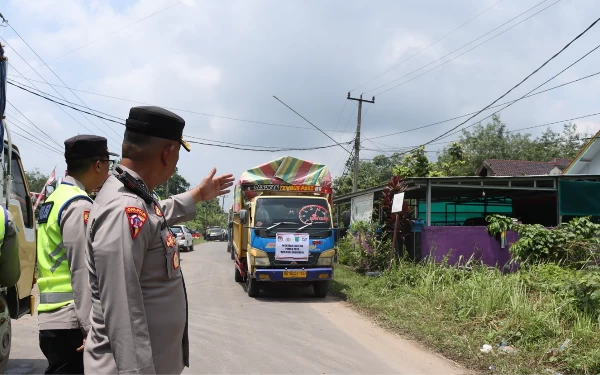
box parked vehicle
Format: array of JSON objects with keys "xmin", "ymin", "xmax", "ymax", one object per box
[
  {"xmin": 204, "ymin": 225, "xmax": 220, "ymax": 240},
  {"xmin": 206, "ymin": 227, "xmax": 225, "ymax": 241},
  {"xmin": 190, "ymin": 229, "xmax": 201, "ymax": 239},
  {"xmin": 170, "ymin": 225, "xmax": 194, "ymax": 252},
  {"xmin": 231, "ymin": 156, "xmax": 336, "ymax": 298},
  {"xmin": 1, "ymin": 43, "xmax": 37, "ymax": 374}
]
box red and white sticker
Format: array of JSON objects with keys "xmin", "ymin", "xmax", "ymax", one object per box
[
  {"xmin": 125, "ymin": 207, "xmax": 148, "ymax": 240},
  {"xmin": 173, "ymin": 250, "xmax": 180, "ymax": 269},
  {"xmin": 165, "ymin": 232, "xmax": 176, "ymax": 248}
]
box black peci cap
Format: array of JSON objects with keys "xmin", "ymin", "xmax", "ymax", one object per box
[
  {"xmin": 64, "ymin": 135, "xmax": 119, "ymax": 160},
  {"xmin": 125, "ymin": 106, "xmax": 191, "ymax": 151}
]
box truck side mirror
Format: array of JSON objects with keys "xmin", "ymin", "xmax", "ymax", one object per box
[
  {"xmin": 239, "ymin": 209, "xmax": 247, "ymax": 224},
  {"xmin": 44, "ymin": 185, "xmax": 55, "ymax": 200}
]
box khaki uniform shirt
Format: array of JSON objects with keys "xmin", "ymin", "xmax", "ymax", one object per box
[
  {"xmin": 84, "ymin": 165, "xmax": 195, "ymax": 374},
  {"xmin": 38, "ymin": 176, "xmax": 93, "ymax": 334}
]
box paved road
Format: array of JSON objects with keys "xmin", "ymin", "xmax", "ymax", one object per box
[{"xmin": 8, "ymin": 241, "xmax": 466, "ymax": 374}]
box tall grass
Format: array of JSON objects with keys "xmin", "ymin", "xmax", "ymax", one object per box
[{"xmin": 333, "ymin": 260, "xmax": 600, "ymax": 374}]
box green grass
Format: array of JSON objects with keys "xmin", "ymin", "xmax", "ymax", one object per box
[
  {"xmin": 331, "ymin": 262, "xmax": 600, "ymax": 375},
  {"xmin": 193, "ymin": 238, "xmax": 205, "ymax": 245}
]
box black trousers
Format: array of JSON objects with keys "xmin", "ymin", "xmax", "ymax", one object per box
[{"xmin": 39, "ymin": 329, "xmax": 84, "ymax": 375}]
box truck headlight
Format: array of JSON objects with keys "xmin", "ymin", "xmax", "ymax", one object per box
[
  {"xmin": 254, "ymin": 257, "xmax": 270, "ymax": 266},
  {"xmin": 317, "ymin": 256, "xmax": 333, "ymax": 266}
]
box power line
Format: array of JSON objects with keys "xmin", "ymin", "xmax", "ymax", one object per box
[
  {"xmin": 402, "ymin": 18, "xmax": 600, "ymax": 155},
  {"xmin": 18, "ymin": 1, "xmax": 183, "ymax": 74},
  {"xmin": 5, "ymin": 23, "xmax": 122, "ymax": 142},
  {"xmin": 370, "ymin": 111, "xmax": 600, "ymax": 153},
  {"xmin": 428, "ymin": 41, "xmax": 600, "ymax": 146},
  {"xmin": 7, "ymin": 74, "xmax": 356, "ymax": 133},
  {"xmin": 8, "ymin": 82, "xmax": 351, "ymax": 152},
  {"xmin": 5, "ymin": 100, "xmax": 62, "ymax": 147},
  {"xmin": 364, "ymin": 70, "xmax": 600, "ymax": 141},
  {"xmin": 272, "ymin": 95, "xmax": 352, "ymax": 154},
  {"xmin": 351, "ymin": 0, "xmax": 504, "ymax": 92},
  {"xmin": 10, "ymin": 131, "xmax": 62, "ymax": 159},
  {"xmin": 4, "ymin": 119, "xmax": 63, "ymax": 154},
  {"xmin": 368, "ymin": 0, "xmax": 560, "ymax": 96},
  {"xmin": 187, "ymin": 139, "xmax": 352, "ymax": 152},
  {"xmin": 0, "ymin": 41, "xmax": 120, "ymax": 150}
]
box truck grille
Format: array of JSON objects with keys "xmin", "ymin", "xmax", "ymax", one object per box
[{"xmin": 266, "ymin": 252, "xmax": 319, "ymax": 267}]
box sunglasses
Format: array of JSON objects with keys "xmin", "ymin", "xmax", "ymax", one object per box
[{"xmin": 98, "ymin": 159, "xmax": 115, "ymax": 169}]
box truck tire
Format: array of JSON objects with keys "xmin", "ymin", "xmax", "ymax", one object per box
[
  {"xmin": 313, "ymin": 280, "xmax": 330, "ymax": 298},
  {"xmin": 247, "ymin": 277, "xmax": 259, "ymax": 298},
  {"xmin": 0, "ymin": 294, "xmax": 11, "ymax": 375},
  {"xmin": 230, "ymin": 246, "xmax": 235, "ymax": 260},
  {"xmin": 234, "ymin": 264, "xmax": 243, "ymax": 282}
]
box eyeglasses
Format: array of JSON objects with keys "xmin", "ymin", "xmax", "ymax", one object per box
[{"xmin": 99, "ymin": 160, "xmax": 115, "ymax": 169}]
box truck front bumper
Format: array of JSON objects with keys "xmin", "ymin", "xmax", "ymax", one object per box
[{"xmin": 254, "ymin": 268, "xmax": 333, "ymax": 282}]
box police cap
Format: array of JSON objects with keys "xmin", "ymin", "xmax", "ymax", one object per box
[
  {"xmin": 125, "ymin": 106, "xmax": 191, "ymax": 152},
  {"xmin": 64, "ymin": 135, "xmax": 119, "ymax": 160}
]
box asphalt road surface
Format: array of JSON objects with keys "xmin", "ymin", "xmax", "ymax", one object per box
[{"xmin": 8, "ymin": 241, "xmax": 467, "ymax": 374}]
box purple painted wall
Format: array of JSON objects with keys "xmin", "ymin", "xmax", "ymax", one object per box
[{"xmin": 421, "ymin": 226, "xmax": 518, "ymax": 270}]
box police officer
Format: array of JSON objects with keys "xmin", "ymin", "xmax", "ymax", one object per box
[
  {"xmin": 37, "ymin": 135, "xmax": 118, "ymax": 374},
  {"xmin": 0, "ymin": 206, "xmax": 20, "ymax": 289},
  {"xmin": 84, "ymin": 106, "xmax": 234, "ymax": 374}
]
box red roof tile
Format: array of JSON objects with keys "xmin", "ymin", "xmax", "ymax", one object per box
[{"xmin": 479, "ymin": 158, "xmax": 572, "ymax": 176}]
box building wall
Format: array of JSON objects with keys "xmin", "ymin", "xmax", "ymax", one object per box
[{"xmin": 421, "ymin": 226, "xmax": 517, "ymax": 270}]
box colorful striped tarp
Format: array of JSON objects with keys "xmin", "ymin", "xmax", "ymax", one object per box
[{"xmin": 233, "ymin": 156, "xmax": 331, "ymax": 211}]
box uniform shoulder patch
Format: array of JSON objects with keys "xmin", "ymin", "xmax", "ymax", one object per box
[
  {"xmin": 83, "ymin": 210, "xmax": 90, "ymax": 225},
  {"xmin": 154, "ymin": 203, "xmax": 163, "ymax": 217},
  {"xmin": 125, "ymin": 206, "xmax": 148, "ymax": 240},
  {"xmin": 37, "ymin": 202, "xmax": 54, "ymax": 224}
]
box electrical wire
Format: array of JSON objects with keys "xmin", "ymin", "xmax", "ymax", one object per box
[
  {"xmin": 368, "ymin": 0, "xmax": 560, "ymax": 96},
  {"xmin": 4, "ymin": 119, "xmax": 63, "ymax": 154},
  {"xmin": 351, "ymin": 0, "xmax": 505, "ymax": 92},
  {"xmin": 5, "ymin": 23, "xmax": 123, "ymax": 141},
  {"xmin": 399, "ymin": 19, "xmax": 600, "ymax": 155},
  {"xmin": 8, "ymin": 81, "xmax": 353, "ymax": 152},
  {"xmin": 7, "ymin": 74, "xmax": 355, "ymax": 133},
  {"xmin": 5, "ymin": 100, "xmax": 62, "ymax": 147}
]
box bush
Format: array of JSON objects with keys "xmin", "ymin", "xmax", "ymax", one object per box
[
  {"xmin": 337, "ymin": 220, "xmax": 391, "ymax": 272},
  {"xmin": 486, "ymin": 215, "xmax": 600, "ymax": 267}
]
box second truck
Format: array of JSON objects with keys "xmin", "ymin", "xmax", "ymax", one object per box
[{"xmin": 230, "ymin": 156, "xmax": 336, "ymax": 298}]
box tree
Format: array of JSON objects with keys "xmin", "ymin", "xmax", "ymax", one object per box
[
  {"xmin": 183, "ymin": 198, "xmax": 227, "ymax": 231},
  {"xmin": 333, "ymin": 153, "xmax": 403, "ymax": 196},
  {"xmin": 435, "ymin": 114, "xmax": 589, "ymax": 175},
  {"xmin": 393, "ymin": 146, "xmax": 431, "ymax": 178},
  {"xmin": 25, "ymin": 168, "xmax": 50, "ymax": 192},
  {"xmin": 154, "ymin": 168, "xmax": 190, "ymax": 198}
]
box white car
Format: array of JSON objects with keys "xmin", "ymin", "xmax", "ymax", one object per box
[{"xmin": 170, "ymin": 225, "xmax": 194, "ymax": 252}]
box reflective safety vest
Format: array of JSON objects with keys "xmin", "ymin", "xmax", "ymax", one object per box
[
  {"xmin": 36, "ymin": 182, "xmax": 92, "ymax": 312},
  {"xmin": 0, "ymin": 206, "xmax": 6, "ymax": 256}
]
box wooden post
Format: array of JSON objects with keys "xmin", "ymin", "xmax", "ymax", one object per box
[{"xmin": 389, "ymin": 213, "xmax": 399, "ymax": 271}]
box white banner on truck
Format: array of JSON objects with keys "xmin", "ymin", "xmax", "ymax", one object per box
[
  {"xmin": 351, "ymin": 193, "xmax": 374, "ymax": 223},
  {"xmin": 275, "ymin": 232, "xmax": 310, "ymax": 261}
]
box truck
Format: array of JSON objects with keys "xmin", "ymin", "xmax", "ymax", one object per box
[
  {"xmin": 0, "ymin": 41, "xmax": 38, "ymax": 373},
  {"xmin": 230, "ymin": 156, "xmax": 336, "ymax": 298}
]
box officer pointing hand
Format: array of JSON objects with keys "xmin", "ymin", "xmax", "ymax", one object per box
[{"xmin": 84, "ymin": 106, "xmax": 234, "ymax": 375}]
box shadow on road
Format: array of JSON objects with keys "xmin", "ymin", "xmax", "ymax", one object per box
[
  {"xmin": 234, "ymin": 281, "xmax": 336, "ymax": 303},
  {"xmin": 5, "ymin": 359, "xmax": 47, "ymax": 374}
]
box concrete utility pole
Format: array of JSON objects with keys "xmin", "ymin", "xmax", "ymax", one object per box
[{"xmin": 347, "ymin": 93, "xmax": 375, "ymax": 193}]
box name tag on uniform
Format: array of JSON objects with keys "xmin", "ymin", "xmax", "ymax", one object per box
[{"xmin": 37, "ymin": 202, "xmax": 54, "ymax": 224}]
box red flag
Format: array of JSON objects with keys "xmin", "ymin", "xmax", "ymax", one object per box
[{"xmin": 33, "ymin": 168, "xmax": 56, "ymax": 211}]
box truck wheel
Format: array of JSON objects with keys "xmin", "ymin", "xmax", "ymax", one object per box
[
  {"xmin": 0, "ymin": 294, "xmax": 11, "ymax": 375},
  {"xmin": 234, "ymin": 264, "xmax": 243, "ymax": 282},
  {"xmin": 247, "ymin": 277, "xmax": 259, "ymax": 298},
  {"xmin": 230, "ymin": 246, "xmax": 235, "ymax": 260},
  {"xmin": 313, "ymin": 280, "xmax": 330, "ymax": 298}
]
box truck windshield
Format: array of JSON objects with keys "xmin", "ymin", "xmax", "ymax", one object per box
[{"xmin": 254, "ymin": 197, "xmax": 332, "ymax": 238}]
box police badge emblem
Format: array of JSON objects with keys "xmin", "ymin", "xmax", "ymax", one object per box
[{"xmin": 173, "ymin": 250, "xmax": 180, "ymax": 269}]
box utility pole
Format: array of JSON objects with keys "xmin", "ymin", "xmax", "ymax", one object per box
[{"xmin": 347, "ymin": 93, "xmax": 375, "ymax": 193}]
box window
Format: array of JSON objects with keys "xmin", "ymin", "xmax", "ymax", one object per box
[
  {"xmin": 9, "ymin": 155, "xmax": 33, "ymax": 228},
  {"xmin": 170, "ymin": 227, "xmax": 183, "ymax": 234}
]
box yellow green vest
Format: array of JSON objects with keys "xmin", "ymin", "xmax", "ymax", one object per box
[{"xmin": 36, "ymin": 182, "xmax": 92, "ymax": 312}]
